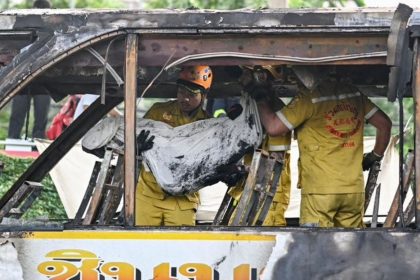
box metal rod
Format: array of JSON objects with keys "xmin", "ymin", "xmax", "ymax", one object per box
[
  {"xmin": 398, "ymin": 83, "xmax": 406, "ymax": 228},
  {"xmin": 412, "ymin": 38, "xmax": 420, "ymax": 228},
  {"xmin": 124, "ymin": 33, "xmax": 138, "ymax": 227},
  {"xmin": 0, "ymin": 97, "xmax": 121, "ymax": 211},
  {"xmin": 86, "ymin": 47, "xmax": 124, "ymax": 86},
  {"xmin": 164, "ymin": 51, "xmax": 387, "ymax": 71},
  {"xmin": 371, "ymin": 184, "xmax": 381, "ymax": 228}
]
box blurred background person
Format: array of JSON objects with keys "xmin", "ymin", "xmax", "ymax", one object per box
[{"xmin": 7, "ymin": 0, "xmax": 52, "ymax": 140}]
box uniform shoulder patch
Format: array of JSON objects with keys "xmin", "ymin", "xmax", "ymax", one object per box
[{"xmin": 163, "ymin": 111, "xmax": 173, "ymax": 121}]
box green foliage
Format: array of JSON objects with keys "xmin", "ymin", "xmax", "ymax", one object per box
[
  {"xmin": 289, "ymin": 0, "xmax": 324, "ymax": 8},
  {"xmin": 3, "ymin": 0, "xmax": 125, "ymax": 9},
  {"xmin": 0, "ymin": 0, "xmax": 10, "ymax": 9},
  {"xmin": 353, "ymin": 0, "xmax": 365, "ymax": 7},
  {"xmin": 364, "ymin": 98, "xmax": 414, "ymax": 155},
  {"xmin": 145, "ymin": 0, "xmax": 366, "ymax": 14},
  {"xmin": 146, "ymin": 0, "xmax": 267, "ymax": 10},
  {"xmin": 0, "ymin": 154, "xmax": 67, "ymax": 220},
  {"xmin": 289, "ymin": 0, "xmax": 365, "ymax": 8},
  {"xmin": 73, "ymin": 0, "xmax": 124, "ymax": 9},
  {"xmin": 0, "ymin": 104, "xmax": 10, "ymax": 140}
]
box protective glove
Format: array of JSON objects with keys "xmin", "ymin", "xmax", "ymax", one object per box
[
  {"xmin": 136, "ymin": 129, "xmax": 155, "ymax": 153},
  {"xmin": 221, "ymin": 164, "xmax": 248, "ymax": 187},
  {"xmin": 82, "ymin": 146, "xmax": 105, "ymax": 158},
  {"xmin": 248, "ymin": 85, "xmax": 270, "ymax": 102},
  {"xmin": 362, "ymin": 151, "xmax": 383, "ymax": 171},
  {"xmin": 227, "ymin": 104, "xmax": 243, "ymax": 120}
]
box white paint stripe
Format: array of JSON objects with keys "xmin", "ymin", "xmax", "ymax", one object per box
[
  {"xmin": 143, "ymin": 162, "xmax": 150, "ymax": 172},
  {"xmin": 276, "ymin": 111, "xmax": 294, "ymax": 130},
  {"xmin": 26, "ymin": 231, "xmax": 276, "ymax": 241},
  {"xmin": 268, "ymin": 144, "xmax": 291, "ymax": 151},
  {"xmin": 311, "ymin": 92, "xmax": 361, "ymax": 103},
  {"xmin": 365, "ymin": 107, "xmax": 378, "ymax": 120}
]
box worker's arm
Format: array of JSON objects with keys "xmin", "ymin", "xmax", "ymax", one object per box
[
  {"xmin": 108, "ymin": 107, "xmax": 122, "ymax": 117},
  {"xmin": 367, "ymin": 109, "xmax": 392, "ymax": 156},
  {"xmin": 362, "ymin": 109, "xmax": 392, "ymax": 171},
  {"xmin": 257, "ymin": 100, "xmax": 291, "ymax": 137}
]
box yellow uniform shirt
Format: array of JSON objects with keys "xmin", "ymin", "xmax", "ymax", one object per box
[
  {"xmin": 277, "ymin": 81, "xmax": 377, "ymax": 194},
  {"xmin": 136, "ymin": 100, "xmax": 208, "ymax": 210}
]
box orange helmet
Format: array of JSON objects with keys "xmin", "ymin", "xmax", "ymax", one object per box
[{"xmin": 178, "ymin": 65, "xmax": 213, "ymax": 94}]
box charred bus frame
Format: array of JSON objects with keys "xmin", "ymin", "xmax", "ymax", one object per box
[{"xmin": 0, "ymin": 6, "xmax": 419, "ymax": 228}]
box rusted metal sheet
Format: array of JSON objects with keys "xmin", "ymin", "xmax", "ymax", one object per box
[
  {"xmin": 387, "ymin": 4, "xmax": 414, "ymax": 66},
  {"xmin": 387, "ymin": 4, "xmax": 413, "ymax": 102},
  {"xmin": 0, "ymin": 9, "xmax": 398, "ymax": 31},
  {"xmin": 0, "ymin": 9, "xmax": 407, "ymax": 110},
  {"xmin": 124, "ymin": 34, "xmax": 138, "ymax": 226},
  {"xmin": 136, "ymin": 34, "xmax": 388, "ymax": 66}
]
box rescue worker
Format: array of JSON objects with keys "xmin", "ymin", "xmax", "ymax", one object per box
[
  {"xmin": 258, "ymin": 69, "xmax": 292, "ymax": 227},
  {"xmin": 255, "ymin": 69, "xmax": 392, "ymax": 228},
  {"xmin": 135, "ymin": 65, "xmax": 213, "ymax": 226},
  {"xmin": 229, "ymin": 66, "xmax": 293, "ymax": 226}
]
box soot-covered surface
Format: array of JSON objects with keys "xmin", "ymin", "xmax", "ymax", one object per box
[{"xmin": 263, "ymin": 230, "xmax": 420, "ymax": 280}]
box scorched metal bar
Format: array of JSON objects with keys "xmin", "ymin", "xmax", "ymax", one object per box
[
  {"xmin": 136, "ymin": 34, "xmax": 388, "ymax": 66},
  {"xmin": 0, "ymin": 97, "xmax": 121, "ymax": 211},
  {"xmin": 124, "ymin": 33, "xmax": 138, "ymax": 227},
  {"xmin": 413, "ymin": 38, "xmax": 420, "ymax": 228}
]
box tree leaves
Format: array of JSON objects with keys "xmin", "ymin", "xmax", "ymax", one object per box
[{"xmin": 0, "ymin": 154, "xmax": 67, "ymax": 220}]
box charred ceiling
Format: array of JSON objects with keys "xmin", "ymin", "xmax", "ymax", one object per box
[{"xmin": 0, "ymin": 8, "xmax": 419, "ymax": 105}]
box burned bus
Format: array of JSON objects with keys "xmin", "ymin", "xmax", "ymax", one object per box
[{"xmin": 0, "ymin": 5, "xmax": 419, "ymax": 279}]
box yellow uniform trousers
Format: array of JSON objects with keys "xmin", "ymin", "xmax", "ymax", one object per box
[
  {"xmin": 262, "ymin": 152, "xmax": 291, "ymax": 226},
  {"xmin": 135, "ymin": 194, "xmax": 196, "ymax": 226},
  {"xmin": 300, "ymin": 193, "xmax": 365, "ymax": 228}
]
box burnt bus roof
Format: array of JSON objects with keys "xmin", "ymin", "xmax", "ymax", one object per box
[{"xmin": 0, "ymin": 7, "xmax": 418, "ymax": 105}]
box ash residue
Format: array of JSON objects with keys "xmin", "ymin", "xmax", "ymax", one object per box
[
  {"xmin": 168, "ymin": 162, "xmax": 180, "ymax": 172},
  {"xmin": 268, "ymin": 231, "xmax": 420, "ymax": 280},
  {"xmin": 247, "ymin": 114, "xmax": 255, "ymax": 128}
]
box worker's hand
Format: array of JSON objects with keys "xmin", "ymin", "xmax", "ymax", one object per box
[
  {"xmin": 362, "ymin": 151, "xmax": 383, "ymax": 171},
  {"xmin": 222, "ymin": 164, "xmax": 248, "ymax": 187},
  {"xmin": 227, "ymin": 104, "xmax": 243, "ymax": 120},
  {"xmin": 249, "ymin": 85, "xmax": 271, "ymax": 102},
  {"xmin": 82, "ymin": 146, "xmax": 105, "ymax": 158},
  {"xmin": 137, "ymin": 129, "xmax": 155, "ymax": 153}
]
